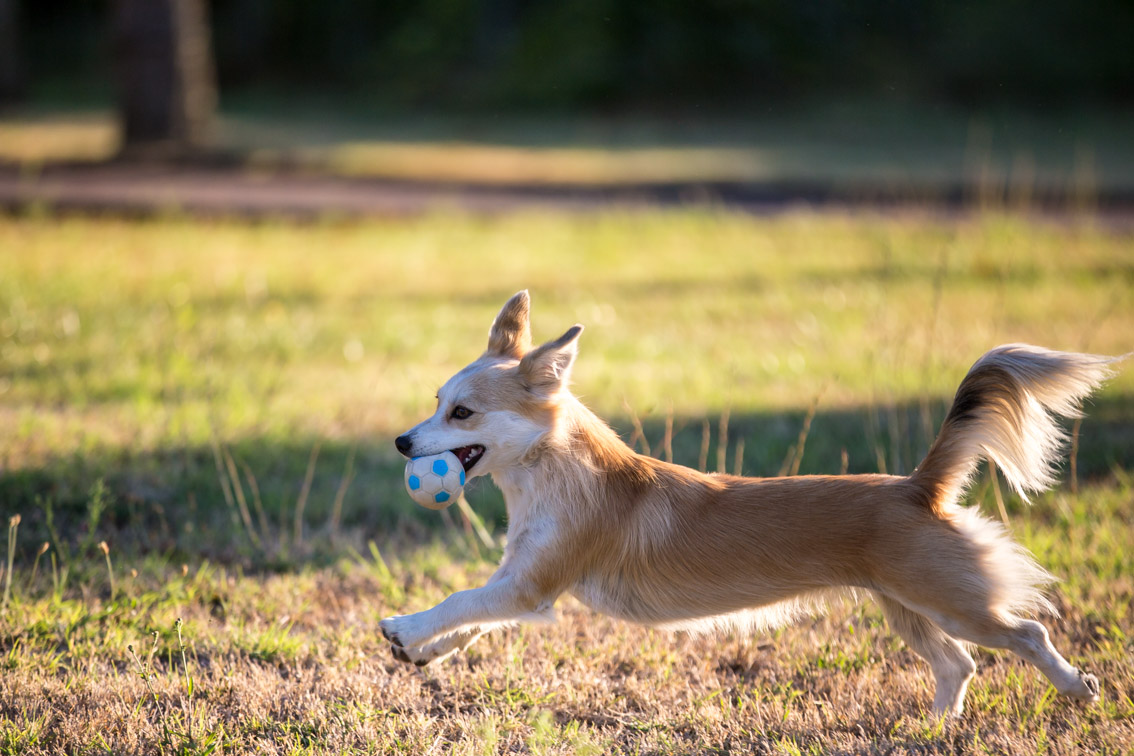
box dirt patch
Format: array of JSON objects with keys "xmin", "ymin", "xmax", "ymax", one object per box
[{"xmin": 4, "ymin": 161, "xmax": 1133, "ymax": 221}]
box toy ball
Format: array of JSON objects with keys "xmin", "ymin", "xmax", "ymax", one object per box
[{"xmin": 404, "ymin": 451, "xmax": 465, "ymax": 510}]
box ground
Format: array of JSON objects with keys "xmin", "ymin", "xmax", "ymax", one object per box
[
  {"xmin": 3, "ymin": 493, "xmax": 1133, "ymax": 754},
  {"xmin": 0, "ymin": 143, "xmax": 1132, "ymax": 753},
  {"xmin": 3, "ymin": 102, "xmax": 1134, "ymax": 219}
]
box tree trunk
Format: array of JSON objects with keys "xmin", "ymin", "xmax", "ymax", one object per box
[
  {"xmin": 0, "ymin": 0, "xmax": 24, "ymax": 104},
  {"xmin": 112, "ymin": 0, "xmax": 216, "ymax": 155}
]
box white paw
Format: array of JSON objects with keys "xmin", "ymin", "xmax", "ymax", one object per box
[
  {"xmin": 388, "ymin": 643, "xmax": 436, "ymax": 667},
  {"xmin": 380, "ymin": 614, "xmax": 431, "ymax": 651},
  {"xmin": 1066, "ymin": 672, "xmax": 1101, "ymax": 703},
  {"xmin": 381, "ymin": 620, "xmax": 481, "ymax": 667}
]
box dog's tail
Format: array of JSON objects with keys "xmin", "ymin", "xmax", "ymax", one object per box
[{"xmin": 911, "ymin": 344, "xmax": 1119, "ymax": 515}]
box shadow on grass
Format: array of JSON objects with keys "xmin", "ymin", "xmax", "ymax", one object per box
[{"xmin": 2, "ymin": 395, "xmax": 1130, "ymax": 570}]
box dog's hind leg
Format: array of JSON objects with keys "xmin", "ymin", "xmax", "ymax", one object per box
[
  {"xmin": 928, "ymin": 611, "xmax": 1100, "ymax": 703},
  {"xmin": 875, "ymin": 594, "xmax": 976, "ymax": 717},
  {"xmin": 880, "ymin": 521, "xmax": 1100, "ymax": 704}
]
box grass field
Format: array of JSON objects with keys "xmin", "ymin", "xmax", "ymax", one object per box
[
  {"xmin": 4, "ymin": 101, "xmax": 1134, "ymax": 194},
  {"xmin": 1, "ymin": 209, "xmax": 1132, "ymax": 753}
]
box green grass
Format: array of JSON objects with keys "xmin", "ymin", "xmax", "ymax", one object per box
[
  {"xmin": 0, "ymin": 210, "xmax": 1130, "ymax": 556},
  {"xmin": 0, "ymin": 208, "xmax": 1132, "ymax": 753},
  {"xmin": 3, "ymin": 100, "xmax": 1134, "ymax": 192}
]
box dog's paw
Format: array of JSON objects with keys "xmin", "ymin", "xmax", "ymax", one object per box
[
  {"xmin": 380, "ymin": 613, "xmax": 439, "ymax": 655},
  {"xmin": 1074, "ymin": 672, "xmax": 1101, "ymax": 703},
  {"xmin": 380, "ymin": 614, "xmax": 425, "ymax": 647},
  {"xmin": 379, "ymin": 616, "xmax": 405, "ymax": 648},
  {"xmin": 388, "ymin": 641, "xmax": 446, "ymax": 667},
  {"xmin": 1058, "ymin": 669, "xmax": 1101, "ymax": 702}
]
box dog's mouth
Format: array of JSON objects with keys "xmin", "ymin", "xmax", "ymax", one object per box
[{"xmin": 451, "ymin": 445, "xmax": 486, "ymax": 473}]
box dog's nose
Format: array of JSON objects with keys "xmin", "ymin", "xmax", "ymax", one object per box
[{"xmin": 395, "ymin": 435, "xmax": 414, "ymax": 456}]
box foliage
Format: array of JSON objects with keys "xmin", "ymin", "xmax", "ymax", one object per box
[{"xmin": 23, "ymin": 0, "xmax": 1134, "ymax": 108}]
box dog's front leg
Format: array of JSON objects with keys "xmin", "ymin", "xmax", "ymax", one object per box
[
  {"xmin": 389, "ymin": 627, "xmax": 486, "ymax": 667},
  {"xmin": 380, "ymin": 572, "xmax": 558, "ymax": 666}
]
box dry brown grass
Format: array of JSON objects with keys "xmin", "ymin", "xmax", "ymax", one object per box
[{"xmin": 3, "ymin": 486, "xmax": 1133, "ymax": 756}]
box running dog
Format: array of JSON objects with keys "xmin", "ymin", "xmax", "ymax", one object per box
[{"xmin": 382, "ymin": 290, "xmax": 1119, "ymax": 716}]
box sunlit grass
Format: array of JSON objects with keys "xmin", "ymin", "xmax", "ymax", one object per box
[
  {"xmin": 2, "ymin": 211, "xmax": 1130, "ymax": 424},
  {"xmin": 0, "ymin": 481, "xmax": 1131, "ymax": 753},
  {"xmin": 0, "ymin": 207, "xmax": 1131, "ymax": 752},
  {"xmin": 3, "ymin": 102, "xmax": 1134, "ymax": 191},
  {"xmin": 0, "ymin": 210, "xmax": 1130, "ymax": 559},
  {"xmin": 0, "ymin": 111, "xmax": 118, "ymax": 164}
]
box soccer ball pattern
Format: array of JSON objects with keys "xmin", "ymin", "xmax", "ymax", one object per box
[{"xmin": 404, "ymin": 451, "xmax": 466, "ymax": 509}]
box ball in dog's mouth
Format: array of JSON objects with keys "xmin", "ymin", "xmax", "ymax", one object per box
[{"xmin": 451, "ymin": 445, "xmax": 485, "ymax": 472}]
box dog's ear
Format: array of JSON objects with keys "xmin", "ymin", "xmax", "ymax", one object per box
[
  {"xmin": 486, "ymin": 290, "xmax": 532, "ymax": 359},
  {"xmin": 518, "ymin": 325, "xmax": 583, "ymax": 395}
]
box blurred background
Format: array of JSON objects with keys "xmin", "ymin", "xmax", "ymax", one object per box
[
  {"xmin": 0, "ymin": 0, "xmax": 1131, "ymax": 558},
  {"xmin": 1, "ymin": 0, "xmax": 1133, "ymax": 205},
  {"xmin": 11, "ymin": 0, "xmax": 1133, "ymax": 109}
]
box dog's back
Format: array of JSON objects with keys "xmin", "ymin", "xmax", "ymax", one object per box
[
  {"xmin": 517, "ymin": 341, "xmax": 1117, "ymax": 715},
  {"xmin": 562, "ymin": 345, "xmax": 1117, "ymax": 629}
]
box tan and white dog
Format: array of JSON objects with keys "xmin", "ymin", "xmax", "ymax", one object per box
[{"xmin": 382, "ymin": 290, "xmax": 1118, "ymax": 717}]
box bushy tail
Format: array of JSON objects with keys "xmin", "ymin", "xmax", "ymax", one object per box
[{"xmin": 912, "ymin": 344, "xmax": 1120, "ymax": 515}]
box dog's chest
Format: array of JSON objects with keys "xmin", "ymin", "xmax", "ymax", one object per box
[
  {"xmin": 571, "ymin": 577, "xmax": 627, "ymax": 619},
  {"xmin": 570, "ymin": 573, "xmax": 659, "ymax": 624}
]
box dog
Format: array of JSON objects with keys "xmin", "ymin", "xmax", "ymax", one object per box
[{"xmin": 382, "ymin": 290, "xmax": 1120, "ymax": 717}]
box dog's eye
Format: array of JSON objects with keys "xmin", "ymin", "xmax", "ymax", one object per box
[{"xmin": 451, "ymin": 405, "xmax": 474, "ymax": 420}]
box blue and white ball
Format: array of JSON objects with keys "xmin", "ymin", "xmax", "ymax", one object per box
[{"xmin": 404, "ymin": 451, "xmax": 465, "ymax": 510}]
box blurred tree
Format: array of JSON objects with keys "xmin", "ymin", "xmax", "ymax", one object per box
[
  {"xmin": 112, "ymin": 0, "xmax": 216, "ymax": 154},
  {"xmin": 19, "ymin": 0, "xmax": 1134, "ymax": 111},
  {"xmin": 0, "ymin": 0, "xmax": 24, "ymax": 104},
  {"xmin": 212, "ymin": 0, "xmax": 269, "ymax": 86}
]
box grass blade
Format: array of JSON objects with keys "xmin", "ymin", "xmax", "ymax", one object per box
[
  {"xmin": 329, "ymin": 443, "xmax": 357, "ymax": 540},
  {"xmin": 293, "ymin": 443, "xmax": 322, "ymax": 548}
]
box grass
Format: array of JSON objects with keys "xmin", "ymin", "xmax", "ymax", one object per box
[
  {"xmin": 1, "ymin": 488, "xmax": 1132, "ymax": 754},
  {"xmin": 0, "ymin": 207, "xmax": 1132, "ymax": 753},
  {"xmin": 3, "ymin": 99, "xmax": 1134, "ymax": 193}
]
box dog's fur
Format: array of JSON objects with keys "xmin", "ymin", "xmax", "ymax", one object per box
[{"xmin": 382, "ymin": 290, "xmax": 1120, "ymax": 717}]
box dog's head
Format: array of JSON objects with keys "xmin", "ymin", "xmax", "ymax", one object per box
[{"xmin": 394, "ymin": 291, "xmax": 583, "ymax": 479}]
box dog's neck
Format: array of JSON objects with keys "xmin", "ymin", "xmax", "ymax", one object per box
[{"xmin": 492, "ymin": 393, "xmax": 653, "ymax": 529}]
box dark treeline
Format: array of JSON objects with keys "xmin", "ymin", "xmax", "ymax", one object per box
[{"xmin": 21, "ymin": 0, "xmax": 1134, "ymax": 109}]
